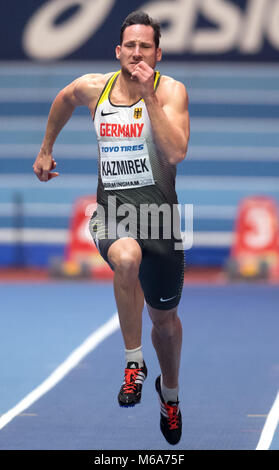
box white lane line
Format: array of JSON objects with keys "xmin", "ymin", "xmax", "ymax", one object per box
[
  {"xmin": 1, "ymin": 144, "xmax": 279, "ymax": 161},
  {"xmin": 189, "ymin": 89, "xmax": 279, "ymax": 104},
  {"xmin": 1, "ymin": 116, "xmax": 279, "ymax": 133},
  {"xmin": 1, "ymin": 88, "xmax": 279, "ymax": 104},
  {"xmin": 0, "ymin": 228, "xmax": 233, "ymax": 246},
  {"xmin": 0, "ymin": 312, "xmax": 120, "ymax": 431},
  {"xmin": 2, "ymin": 144, "xmax": 279, "ymax": 161},
  {"xmin": 1, "ymin": 174, "xmax": 279, "ymax": 191},
  {"xmin": 0, "ymin": 202, "xmax": 72, "ymax": 217},
  {"xmin": 0, "ymin": 202, "xmax": 236, "ymax": 219},
  {"xmin": 0, "ymin": 228, "xmax": 69, "ymax": 244},
  {"xmin": 256, "ymin": 391, "xmax": 279, "ymax": 450},
  {"xmin": 0, "ymin": 174, "xmax": 98, "ymax": 188},
  {"xmin": 0, "ymin": 143, "xmax": 98, "ymax": 159},
  {"xmin": 0, "ymin": 116, "xmax": 93, "ymax": 131},
  {"xmin": 0, "ymin": 61, "xmax": 279, "ymax": 76},
  {"xmin": 175, "ymin": 176, "xmax": 279, "ymax": 191}
]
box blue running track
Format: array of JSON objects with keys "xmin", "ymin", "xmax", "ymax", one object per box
[{"xmin": 0, "ymin": 281, "xmax": 279, "ymax": 450}]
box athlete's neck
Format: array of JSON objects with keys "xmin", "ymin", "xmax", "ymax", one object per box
[{"xmin": 111, "ymin": 70, "xmax": 142, "ymax": 105}]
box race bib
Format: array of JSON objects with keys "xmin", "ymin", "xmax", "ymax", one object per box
[{"xmin": 99, "ymin": 139, "xmax": 155, "ymax": 190}]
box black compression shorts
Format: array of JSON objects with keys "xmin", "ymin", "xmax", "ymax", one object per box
[{"xmin": 89, "ymin": 211, "xmax": 185, "ymax": 310}]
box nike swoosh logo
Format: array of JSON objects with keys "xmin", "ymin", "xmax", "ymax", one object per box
[
  {"xmin": 101, "ymin": 110, "xmax": 119, "ymax": 116},
  {"xmin": 160, "ymin": 295, "xmax": 177, "ymax": 302}
]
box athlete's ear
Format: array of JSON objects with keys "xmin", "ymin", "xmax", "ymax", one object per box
[
  {"xmin": 115, "ymin": 45, "xmax": 121, "ymax": 60},
  {"xmin": 156, "ymin": 47, "xmax": 162, "ymax": 62}
]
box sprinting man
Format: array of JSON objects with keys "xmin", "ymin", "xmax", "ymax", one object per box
[{"xmin": 33, "ymin": 10, "xmax": 190, "ymax": 445}]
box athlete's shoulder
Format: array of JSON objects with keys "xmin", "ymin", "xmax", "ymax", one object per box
[
  {"xmin": 157, "ymin": 74, "xmax": 188, "ymax": 106},
  {"xmin": 73, "ymin": 72, "xmax": 116, "ymax": 106},
  {"xmin": 75, "ymin": 72, "xmax": 113, "ymax": 88},
  {"xmin": 158, "ymin": 74, "xmax": 188, "ymax": 95}
]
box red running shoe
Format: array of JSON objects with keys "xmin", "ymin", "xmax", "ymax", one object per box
[
  {"xmin": 155, "ymin": 375, "xmax": 182, "ymax": 445},
  {"xmin": 118, "ymin": 361, "xmax": 147, "ymax": 407}
]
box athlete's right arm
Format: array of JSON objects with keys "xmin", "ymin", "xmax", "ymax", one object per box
[{"xmin": 33, "ymin": 74, "xmax": 101, "ymax": 182}]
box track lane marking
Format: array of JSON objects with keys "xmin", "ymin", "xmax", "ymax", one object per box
[
  {"xmin": 0, "ymin": 312, "xmax": 119, "ymax": 431},
  {"xmin": 256, "ymin": 391, "xmax": 279, "ymax": 450}
]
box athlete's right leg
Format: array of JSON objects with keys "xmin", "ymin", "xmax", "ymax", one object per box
[
  {"xmin": 89, "ymin": 211, "xmax": 147, "ymax": 406},
  {"xmin": 107, "ymin": 237, "xmax": 144, "ymax": 350},
  {"xmin": 107, "ymin": 237, "xmax": 147, "ymax": 407}
]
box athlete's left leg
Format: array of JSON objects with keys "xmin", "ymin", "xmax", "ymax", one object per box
[
  {"xmin": 147, "ymin": 304, "xmax": 182, "ymax": 390},
  {"xmin": 147, "ymin": 304, "xmax": 183, "ymax": 445}
]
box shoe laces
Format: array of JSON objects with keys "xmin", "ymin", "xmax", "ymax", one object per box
[
  {"xmin": 123, "ymin": 368, "xmax": 140, "ymax": 394},
  {"xmin": 165, "ymin": 402, "xmax": 180, "ymax": 430}
]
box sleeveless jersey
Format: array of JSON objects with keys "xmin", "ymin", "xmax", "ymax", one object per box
[{"xmin": 93, "ymin": 70, "xmax": 179, "ymax": 213}]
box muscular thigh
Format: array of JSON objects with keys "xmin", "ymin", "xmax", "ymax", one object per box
[
  {"xmin": 89, "ymin": 210, "xmax": 143, "ymax": 270},
  {"xmin": 90, "ymin": 210, "xmax": 185, "ymax": 309},
  {"xmin": 139, "ymin": 237, "xmax": 185, "ymax": 311}
]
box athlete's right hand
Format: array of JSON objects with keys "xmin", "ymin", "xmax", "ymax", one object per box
[{"xmin": 33, "ymin": 150, "xmax": 59, "ymax": 182}]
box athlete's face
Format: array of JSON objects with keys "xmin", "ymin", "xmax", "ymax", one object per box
[{"xmin": 116, "ymin": 24, "xmax": 162, "ymax": 76}]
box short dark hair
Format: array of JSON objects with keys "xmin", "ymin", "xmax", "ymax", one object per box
[{"xmin": 120, "ymin": 10, "xmax": 161, "ymax": 48}]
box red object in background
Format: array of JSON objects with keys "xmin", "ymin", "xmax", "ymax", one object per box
[
  {"xmin": 231, "ymin": 196, "xmax": 279, "ymax": 279},
  {"xmin": 65, "ymin": 195, "xmax": 113, "ymax": 279}
]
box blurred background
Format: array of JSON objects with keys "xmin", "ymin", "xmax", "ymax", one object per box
[{"xmin": 1, "ymin": 0, "xmax": 279, "ymax": 282}]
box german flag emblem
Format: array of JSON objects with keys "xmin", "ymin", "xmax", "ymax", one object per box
[{"xmin": 134, "ymin": 108, "xmax": 142, "ymax": 119}]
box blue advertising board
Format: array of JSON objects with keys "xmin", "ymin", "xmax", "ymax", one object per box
[{"xmin": 1, "ymin": 0, "xmax": 279, "ymax": 62}]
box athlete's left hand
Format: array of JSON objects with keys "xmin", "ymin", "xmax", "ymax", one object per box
[{"xmin": 131, "ymin": 61, "xmax": 155, "ymax": 100}]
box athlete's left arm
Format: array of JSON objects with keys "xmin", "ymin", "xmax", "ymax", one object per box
[
  {"xmin": 132, "ymin": 62, "xmax": 190, "ymax": 165},
  {"xmin": 156, "ymin": 78, "xmax": 190, "ymax": 164}
]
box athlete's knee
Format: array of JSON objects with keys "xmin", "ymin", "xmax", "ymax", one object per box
[
  {"xmin": 109, "ymin": 239, "xmax": 142, "ymax": 282},
  {"xmin": 116, "ymin": 251, "xmax": 141, "ymax": 278},
  {"xmin": 148, "ymin": 306, "xmax": 180, "ymax": 337}
]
